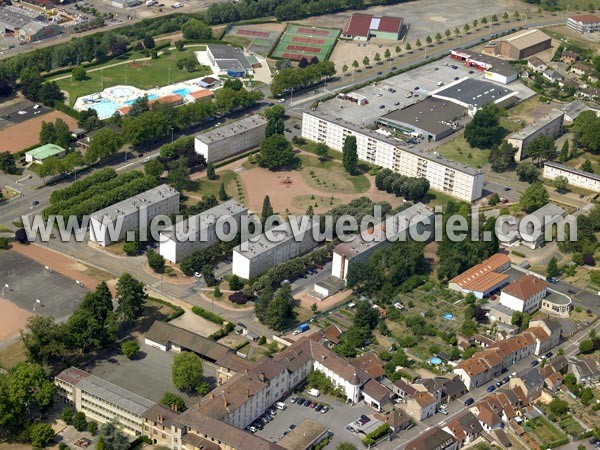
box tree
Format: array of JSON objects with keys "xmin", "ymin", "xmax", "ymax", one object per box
[
  {"xmin": 29, "ymin": 422, "xmax": 55, "ymax": 448},
  {"xmin": 464, "ymin": 103, "xmax": 501, "ymax": 149},
  {"xmin": 168, "ymin": 157, "xmax": 192, "ymax": 191},
  {"xmin": 473, "ymin": 19, "xmax": 479, "ymax": 28},
  {"xmin": 21, "ymin": 316, "xmax": 67, "ymax": 364},
  {"xmin": 519, "ymin": 182, "xmax": 549, "ymax": 213},
  {"xmin": 354, "ymin": 300, "xmax": 379, "ymax": 330},
  {"xmin": 579, "ymin": 339, "xmax": 594, "ymax": 354},
  {"xmin": 426, "ymin": 35, "xmax": 432, "ymax": 45},
  {"xmin": 0, "ymin": 152, "xmax": 17, "ymax": 174},
  {"xmin": 384, "ymin": 49, "xmax": 391, "ymax": 60},
  {"xmin": 261, "ymin": 195, "xmax": 274, "ymax": 224},
  {"xmin": 265, "ymin": 117, "xmax": 285, "ymax": 137},
  {"xmin": 259, "ymin": 134, "xmax": 294, "ymax": 169},
  {"xmin": 527, "ymin": 135, "xmax": 557, "ymax": 166},
  {"xmin": 415, "ymin": 39, "xmax": 422, "ymax": 48},
  {"xmin": 445, "ymin": 29, "xmax": 451, "ymax": 39},
  {"xmin": 489, "ymin": 141, "xmax": 516, "ymax": 172},
  {"xmin": 128, "ymin": 95, "xmax": 150, "ymax": 118},
  {"xmin": 559, "ymin": 140, "xmax": 569, "ymax": 162},
  {"xmin": 73, "ymin": 411, "xmax": 87, "ymax": 431},
  {"xmin": 98, "ymin": 419, "xmax": 129, "ymax": 450},
  {"xmin": 143, "ymin": 34, "xmax": 155, "ymax": 49},
  {"xmin": 548, "ymin": 398, "xmax": 569, "ymax": 416},
  {"xmin": 120, "ymin": 340, "xmax": 140, "ymax": 359},
  {"xmin": 214, "ymin": 286, "xmax": 222, "ymax": 297},
  {"xmin": 229, "ymin": 274, "xmax": 244, "ymax": 291},
  {"xmin": 502, "ymin": 11, "xmax": 509, "ymax": 20},
  {"xmin": 516, "ymin": 162, "xmax": 540, "ymax": 183},
  {"xmin": 454, "ymin": 27, "xmax": 461, "ymax": 36},
  {"xmin": 337, "ymin": 443, "xmax": 357, "ymax": 450},
  {"xmin": 172, "ymin": 351, "xmax": 204, "ymax": 391},
  {"xmin": 61, "ymin": 407, "xmax": 74, "ymax": 425},
  {"xmin": 116, "ymin": 273, "xmax": 147, "ymax": 323},
  {"xmin": 492, "ymin": 14, "xmax": 499, "ymax": 22},
  {"xmin": 182, "ymin": 18, "xmax": 212, "ymax": 40},
  {"xmin": 582, "ymin": 159, "xmax": 593, "ymax": 173},
  {"xmin": 435, "ymin": 32, "xmax": 442, "ymax": 43},
  {"xmin": 374, "ymin": 52, "xmax": 381, "ymax": 63},
  {"xmin": 405, "ymin": 42, "xmax": 412, "ymax": 51},
  {"xmin": 352, "ymin": 60, "xmax": 359, "ymax": 70},
  {"xmin": 144, "ymin": 158, "xmax": 163, "ymax": 178},
  {"xmin": 160, "ymin": 392, "xmax": 187, "ymax": 412},
  {"xmin": 86, "ymin": 128, "xmax": 122, "ymax": 164},
  {"xmin": 554, "ymin": 175, "xmax": 569, "ymax": 194},
  {"xmin": 464, "ymin": 23, "xmax": 470, "ymax": 33},
  {"xmin": 315, "ymin": 142, "xmax": 328, "ymax": 160},
  {"xmin": 267, "ymin": 284, "xmax": 295, "ymax": 330},
  {"xmin": 362, "ymin": 56, "xmax": 370, "ymax": 67},
  {"xmin": 488, "ymin": 193, "xmax": 500, "ymax": 206},
  {"xmin": 175, "ymin": 40, "xmax": 185, "ymax": 51},
  {"xmin": 395, "ymin": 45, "xmax": 402, "ymax": 54},
  {"xmin": 218, "ymin": 182, "xmax": 227, "ymax": 201},
  {"xmin": 123, "ymin": 240, "xmax": 140, "ymax": 256},
  {"xmin": 72, "ymin": 66, "xmax": 87, "ymax": 81},
  {"xmin": 514, "ymin": 10, "xmax": 520, "ymax": 20},
  {"xmin": 146, "ymin": 249, "xmax": 165, "ymax": 273},
  {"xmin": 547, "ymin": 257, "xmax": 559, "ymax": 278},
  {"xmin": 572, "ymin": 110, "xmax": 600, "ymax": 153},
  {"xmin": 341, "ymin": 64, "xmax": 348, "ymax": 76},
  {"xmin": 206, "ymin": 163, "xmax": 216, "ymax": 180},
  {"xmin": 342, "ymin": 135, "xmax": 358, "ymax": 175},
  {"xmin": 482, "ymin": 17, "xmax": 488, "ymax": 24}
]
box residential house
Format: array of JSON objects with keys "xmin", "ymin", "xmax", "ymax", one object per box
[
  {"xmin": 560, "ymin": 51, "xmax": 579, "ymax": 64},
  {"xmin": 392, "ymin": 378, "xmax": 417, "ymax": 400},
  {"xmin": 568, "ymin": 357, "xmax": 600, "ymax": 384},
  {"xmin": 142, "ymin": 404, "xmax": 180, "ymax": 447},
  {"xmin": 441, "ymin": 377, "xmax": 468, "ymax": 403},
  {"xmin": 471, "ymin": 402, "xmax": 502, "ymax": 431},
  {"xmin": 499, "ymin": 275, "xmax": 548, "ymax": 314},
  {"xmin": 543, "ymin": 69, "xmax": 563, "ymax": 83},
  {"xmin": 352, "ymin": 353, "xmax": 386, "ymax": 380},
  {"xmin": 527, "ymin": 56, "xmax": 547, "ymax": 72},
  {"xmin": 362, "ymin": 379, "xmax": 392, "ymax": 411},
  {"xmin": 509, "ymin": 367, "xmax": 544, "ymax": 401},
  {"xmin": 443, "ymin": 412, "xmax": 483, "ymax": 448},
  {"xmin": 526, "ymin": 319, "xmax": 561, "ymax": 356},
  {"xmin": 571, "ymin": 63, "xmax": 595, "ymax": 77},
  {"xmin": 405, "ymin": 427, "xmax": 458, "ymax": 450},
  {"xmin": 405, "ymin": 391, "xmax": 437, "ymax": 421},
  {"xmin": 374, "ymin": 409, "xmax": 411, "ymax": 434}
]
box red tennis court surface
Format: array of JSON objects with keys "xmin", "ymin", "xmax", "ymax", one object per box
[
  {"xmin": 282, "ymin": 52, "xmax": 303, "ymax": 60},
  {"xmin": 297, "ymin": 27, "xmax": 330, "ymax": 36},
  {"xmin": 292, "ymin": 36, "xmax": 325, "ymax": 44},
  {"xmin": 287, "ymin": 44, "xmax": 320, "ymax": 53},
  {"xmin": 237, "ymin": 29, "xmax": 271, "ymax": 38}
]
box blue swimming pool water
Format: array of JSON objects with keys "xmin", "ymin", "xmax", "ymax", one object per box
[
  {"xmin": 125, "ymin": 93, "xmax": 158, "ymax": 105},
  {"xmin": 87, "ymin": 99, "xmax": 121, "ymax": 120},
  {"xmin": 443, "ymin": 313, "xmax": 454, "ymax": 320},
  {"xmin": 173, "ymin": 87, "xmax": 192, "ymax": 97},
  {"xmin": 430, "ymin": 357, "xmax": 442, "ymax": 365}
]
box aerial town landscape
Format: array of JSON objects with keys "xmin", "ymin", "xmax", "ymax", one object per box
[{"xmin": 1, "ymin": 0, "xmax": 600, "ymax": 449}]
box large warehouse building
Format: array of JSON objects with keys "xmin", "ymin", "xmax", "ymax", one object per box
[
  {"xmin": 484, "ymin": 29, "xmax": 552, "ymax": 60},
  {"xmin": 340, "ymin": 13, "xmax": 403, "ymax": 40},
  {"xmin": 302, "ymin": 110, "xmax": 484, "ymax": 202},
  {"xmin": 194, "ymin": 115, "xmax": 267, "ymax": 164},
  {"xmin": 450, "ymin": 49, "xmax": 519, "ymax": 84}
]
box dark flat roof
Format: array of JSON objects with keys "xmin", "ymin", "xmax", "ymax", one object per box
[
  {"xmin": 433, "ymin": 78, "xmax": 517, "ymax": 108},
  {"xmin": 453, "ymin": 48, "xmax": 518, "ymax": 77},
  {"xmin": 379, "ymin": 98, "xmax": 465, "ymax": 135}
]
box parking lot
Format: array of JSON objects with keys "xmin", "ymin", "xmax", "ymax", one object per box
[
  {"xmin": 253, "ymin": 393, "xmax": 374, "ymax": 449},
  {"xmin": 318, "ymin": 55, "xmax": 535, "ymax": 129},
  {"xmin": 0, "ymin": 98, "xmax": 52, "ymax": 131}
]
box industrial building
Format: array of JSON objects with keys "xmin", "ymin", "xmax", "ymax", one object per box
[
  {"xmin": 331, "ymin": 203, "xmax": 434, "ymax": 283},
  {"xmin": 0, "ymin": 7, "xmax": 59, "ymax": 42},
  {"xmin": 55, "ymin": 367, "xmax": 155, "ymax": 436},
  {"xmin": 448, "ymin": 253, "xmax": 511, "ymax": 299},
  {"xmin": 484, "ymin": 29, "xmax": 552, "ymax": 60},
  {"xmin": 302, "ymin": 110, "xmax": 484, "ymax": 202},
  {"xmin": 430, "ymin": 77, "xmax": 519, "ymax": 116},
  {"xmin": 340, "ymin": 13, "xmax": 403, "ymax": 40},
  {"xmin": 450, "ymin": 49, "xmax": 519, "ymax": 84},
  {"xmin": 231, "ymin": 216, "xmax": 320, "ymax": 279},
  {"xmin": 205, "ymin": 44, "xmax": 254, "ymax": 77},
  {"xmin": 194, "ymin": 115, "xmax": 267, "ymax": 164},
  {"xmin": 543, "ymin": 161, "xmax": 600, "ymax": 193},
  {"xmin": 159, "ymin": 200, "xmax": 247, "ymax": 263},
  {"xmin": 567, "ymin": 14, "xmax": 600, "ymax": 33},
  {"xmin": 89, "ymin": 185, "xmax": 180, "ymax": 247},
  {"xmin": 377, "ymin": 98, "xmax": 466, "ymax": 142},
  {"xmin": 507, "ymin": 110, "xmax": 564, "ymax": 161}
]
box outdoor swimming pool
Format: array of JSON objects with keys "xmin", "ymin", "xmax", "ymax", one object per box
[
  {"xmin": 125, "ymin": 93, "xmax": 159, "ymax": 105},
  {"xmin": 107, "ymin": 86, "xmax": 135, "ymax": 98},
  {"xmin": 173, "ymin": 87, "xmax": 192, "ymax": 97},
  {"xmin": 87, "ymin": 99, "xmax": 121, "ymax": 119}
]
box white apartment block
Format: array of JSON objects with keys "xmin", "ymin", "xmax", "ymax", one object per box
[
  {"xmin": 194, "ymin": 115, "xmax": 267, "ymax": 164},
  {"xmin": 232, "ymin": 216, "xmax": 320, "ymax": 279},
  {"xmin": 302, "ymin": 111, "xmax": 484, "ymax": 202},
  {"xmin": 159, "ymin": 200, "xmax": 247, "ymax": 263},
  {"xmin": 499, "ymin": 275, "xmax": 547, "ymax": 314},
  {"xmin": 331, "ymin": 203, "xmax": 434, "ymax": 282},
  {"xmin": 55, "ymin": 367, "xmax": 155, "ymax": 436},
  {"xmin": 89, "ymin": 185, "xmax": 180, "ymax": 247},
  {"xmin": 507, "ymin": 110, "xmax": 564, "ymax": 161},
  {"xmin": 543, "ymin": 161, "xmax": 600, "ymax": 193},
  {"xmin": 567, "ymin": 14, "xmax": 600, "ymax": 34}
]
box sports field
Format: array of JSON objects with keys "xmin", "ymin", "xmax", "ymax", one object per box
[
  {"xmin": 226, "ymin": 24, "xmax": 283, "ymax": 56},
  {"xmin": 271, "ymin": 23, "xmax": 339, "ymax": 61}
]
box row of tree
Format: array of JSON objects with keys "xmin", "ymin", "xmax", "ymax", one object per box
[
  {"xmin": 374, "ymin": 169, "xmax": 431, "ymax": 200},
  {"xmin": 271, "ymin": 61, "xmax": 336, "ymax": 97}
]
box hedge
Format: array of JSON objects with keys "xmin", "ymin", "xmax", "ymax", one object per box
[
  {"xmin": 149, "ymin": 297, "xmax": 184, "ymax": 322},
  {"xmin": 362, "ymin": 424, "xmax": 391, "ymax": 446},
  {"xmin": 50, "ymin": 167, "xmax": 117, "ymax": 202},
  {"xmin": 210, "ymin": 322, "xmax": 234, "ymax": 341},
  {"xmin": 191, "ymin": 305, "xmax": 225, "ymax": 325}
]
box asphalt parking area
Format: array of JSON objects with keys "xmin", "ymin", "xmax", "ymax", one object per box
[
  {"xmin": 0, "ymin": 98, "xmax": 52, "ymax": 130},
  {"xmin": 253, "ymin": 394, "xmax": 374, "ymax": 448}
]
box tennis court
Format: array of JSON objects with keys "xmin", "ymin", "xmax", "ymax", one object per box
[
  {"xmin": 226, "ymin": 24, "xmax": 283, "ymax": 56},
  {"xmin": 271, "ymin": 23, "xmax": 339, "ymax": 61}
]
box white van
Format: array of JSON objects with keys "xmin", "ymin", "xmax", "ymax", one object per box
[
  {"xmin": 275, "ymin": 402, "xmax": 287, "ymax": 410},
  {"xmin": 308, "ymin": 388, "xmax": 320, "ymax": 397}
]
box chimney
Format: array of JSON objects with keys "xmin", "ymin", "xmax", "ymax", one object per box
[
  {"xmin": 246, "ymin": 388, "xmax": 250, "ymax": 399},
  {"xmin": 209, "ymin": 393, "xmax": 214, "ymax": 399},
  {"xmin": 158, "ymin": 415, "xmax": 163, "ymax": 424},
  {"xmin": 223, "ymin": 395, "xmax": 229, "ymax": 407},
  {"xmin": 258, "ymin": 372, "xmax": 265, "ymax": 382}
]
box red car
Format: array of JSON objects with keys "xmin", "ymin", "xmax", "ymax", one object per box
[{"xmin": 309, "ymin": 402, "xmax": 316, "ymax": 408}]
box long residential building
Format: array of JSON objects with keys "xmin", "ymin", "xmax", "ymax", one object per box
[
  {"xmin": 194, "ymin": 115, "xmax": 267, "ymax": 164},
  {"xmin": 302, "ymin": 111, "xmax": 484, "ymax": 201},
  {"xmin": 331, "ymin": 203, "xmax": 434, "ymax": 282},
  {"xmin": 90, "ymin": 185, "xmax": 180, "ymax": 247},
  {"xmin": 567, "ymin": 14, "xmax": 600, "ymax": 34},
  {"xmin": 55, "ymin": 367, "xmax": 156, "ymax": 436},
  {"xmin": 507, "ymin": 110, "xmax": 564, "ymax": 161},
  {"xmin": 543, "ymin": 161, "xmax": 600, "ymax": 193},
  {"xmin": 159, "ymin": 200, "xmax": 248, "ymax": 263},
  {"xmin": 232, "ymin": 216, "xmax": 320, "ymax": 279}
]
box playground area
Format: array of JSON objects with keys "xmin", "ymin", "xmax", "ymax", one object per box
[
  {"xmin": 271, "ymin": 23, "xmax": 339, "ymax": 61},
  {"xmin": 226, "ymin": 23, "xmax": 284, "ymax": 56}
]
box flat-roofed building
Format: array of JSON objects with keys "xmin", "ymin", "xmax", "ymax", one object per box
[
  {"xmin": 485, "ymin": 29, "xmax": 552, "ymax": 60},
  {"xmin": 500, "ymin": 275, "xmax": 548, "ymax": 314},
  {"xmin": 25, "ymin": 143, "xmax": 66, "ymax": 164},
  {"xmin": 450, "ymin": 49, "xmax": 519, "ymax": 84},
  {"xmin": 55, "ymin": 367, "xmax": 155, "ymax": 436},
  {"xmin": 205, "ymin": 44, "xmax": 254, "ymax": 77},
  {"xmin": 430, "ymin": 77, "xmax": 519, "ymax": 116},
  {"xmin": 507, "ymin": 110, "xmax": 564, "ymax": 161},
  {"xmin": 232, "ymin": 216, "xmax": 320, "ymax": 279},
  {"xmin": 341, "ymin": 13, "xmax": 403, "ymax": 40},
  {"xmin": 567, "ymin": 14, "xmax": 600, "ymax": 33},
  {"xmin": 448, "ymin": 253, "xmax": 511, "ymax": 299},
  {"xmin": 302, "ymin": 111, "xmax": 484, "ymax": 201},
  {"xmin": 543, "ymin": 161, "xmax": 600, "ymax": 192},
  {"xmin": 541, "ymin": 291, "xmax": 572, "ymax": 317},
  {"xmin": 90, "ymin": 185, "xmax": 180, "ymax": 247},
  {"xmin": 519, "ymin": 202, "xmax": 565, "ymax": 249},
  {"xmin": 194, "ymin": 115, "xmax": 267, "ymax": 164},
  {"xmin": 377, "ymin": 98, "xmax": 465, "ymax": 141},
  {"xmin": 331, "ymin": 203, "xmax": 434, "ymax": 282},
  {"xmin": 159, "ymin": 200, "xmax": 247, "ymax": 263}
]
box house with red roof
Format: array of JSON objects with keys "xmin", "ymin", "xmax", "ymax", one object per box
[{"xmin": 341, "ymin": 13, "xmax": 403, "ymax": 41}]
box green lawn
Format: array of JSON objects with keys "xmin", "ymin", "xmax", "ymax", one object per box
[
  {"xmin": 432, "ymin": 135, "xmax": 489, "ymax": 169},
  {"xmin": 186, "ymin": 169, "xmax": 247, "ymax": 204},
  {"xmin": 54, "ymin": 49, "xmax": 210, "ymax": 105},
  {"xmin": 525, "ymin": 416, "xmax": 568, "ymax": 447},
  {"xmin": 299, "ymin": 155, "xmax": 371, "ymax": 194},
  {"xmin": 557, "ymin": 416, "xmax": 585, "ymax": 437}
]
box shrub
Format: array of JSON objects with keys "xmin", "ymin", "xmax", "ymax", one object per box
[
  {"xmin": 121, "ymin": 340, "xmax": 140, "ymax": 359},
  {"xmin": 191, "ymin": 306, "xmax": 224, "ymax": 324}
]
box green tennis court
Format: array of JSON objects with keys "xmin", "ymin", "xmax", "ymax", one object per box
[{"xmin": 271, "ymin": 23, "xmax": 339, "ymax": 61}]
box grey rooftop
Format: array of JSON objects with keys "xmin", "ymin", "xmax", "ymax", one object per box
[{"xmin": 195, "ymin": 115, "xmax": 267, "ymax": 145}]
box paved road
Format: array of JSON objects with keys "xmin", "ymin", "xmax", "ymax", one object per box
[{"xmin": 375, "ymin": 318, "xmax": 600, "ymax": 450}]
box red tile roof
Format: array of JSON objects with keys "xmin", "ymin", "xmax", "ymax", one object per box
[
  {"xmin": 190, "ymin": 90, "xmax": 214, "ymax": 100},
  {"xmin": 149, "ymin": 94, "xmax": 183, "ymax": 106},
  {"xmin": 449, "ymin": 253, "xmax": 510, "ymax": 293},
  {"xmin": 502, "ymin": 275, "xmax": 547, "ymax": 301},
  {"xmin": 377, "ymin": 16, "xmax": 403, "ymax": 33},
  {"xmin": 570, "ymin": 14, "xmax": 600, "ymax": 24},
  {"xmin": 343, "ymin": 13, "xmax": 372, "ymax": 37}
]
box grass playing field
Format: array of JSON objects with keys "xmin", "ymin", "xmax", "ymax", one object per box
[
  {"xmin": 271, "ymin": 23, "xmax": 339, "ymax": 61},
  {"xmin": 52, "ymin": 48, "xmax": 211, "ymax": 106}
]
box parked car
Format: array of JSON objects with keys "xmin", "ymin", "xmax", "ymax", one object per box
[
  {"xmin": 315, "ymin": 404, "xmax": 323, "ymax": 412},
  {"xmin": 487, "ymin": 385, "xmax": 496, "ymax": 393},
  {"xmin": 531, "ymin": 360, "xmax": 539, "ymax": 367},
  {"xmin": 304, "ymin": 400, "xmax": 311, "ymax": 407},
  {"xmin": 309, "ymin": 402, "xmax": 317, "ymax": 408},
  {"xmin": 289, "ymin": 424, "xmax": 296, "ymax": 430},
  {"xmin": 464, "ymin": 398, "xmax": 475, "ymax": 406},
  {"xmin": 321, "ymin": 406, "xmax": 329, "ymax": 413},
  {"xmin": 545, "ymin": 352, "xmax": 553, "ymax": 359},
  {"xmin": 439, "ymin": 409, "xmax": 448, "ymax": 415},
  {"xmin": 345, "ymin": 425, "xmax": 355, "ymax": 433},
  {"xmin": 377, "ymin": 71, "xmax": 383, "ymax": 75},
  {"xmin": 290, "ymin": 397, "xmax": 298, "ymax": 404},
  {"xmin": 361, "ymin": 415, "xmax": 370, "ymax": 423},
  {"xmin": 567, "ymin": 289, "xmax": 576, "ymax": 294},
  {"xmin": 502, "ymin": 376, "xmax": 510, "ymax": 384},
  {"xmin": 247, "ymin": 426, "xmax": 257, "ymax": 433}
]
